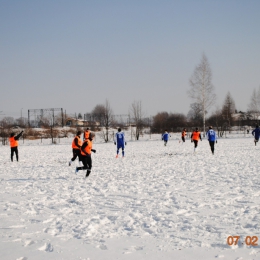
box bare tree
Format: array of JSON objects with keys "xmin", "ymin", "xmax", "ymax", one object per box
[
  {"xmin": 187, "ymin": 102, "xmax": 203, "ymax": 126},
  {"xmin": 15, "ymin": 117, "xmax": 27, "ymax": 128},
  {"xmin": 152, "ymin": 111, "xmax": 187, "ymax": 133},
  {"xmin": 207, "ymin": 109, "xmax": 226, "ymax": 137},
  {"xmin": 130, "ymin": 100, "xmax": 145, "ymax": 140},
  {"xmin": 153, "ymin": 112, "xmax": 169, "ymax": 133},
  {"xmin": 188, "ymin": 53, "xmax": 216, "ymax": 135},
  {"xmin": 54, "ymin": 112, "xmax": 65, "ymax": 126},
  {"xmin": 2, "ymin": 117, "xmax": 15, "ymax": 126},
  {"xmin": 78, "ymin": 113, "xmax": 83, "ymax": 119},
  {"xmin": 92, "ymin": 100, "xmax": 114, "ymax": 142},
  {"xmin": 103, "ymin": 100, "xmax": 114, "ymax": 142},
  {"xmin": 221, "ymin": 92, "xmax": 236, "ymax": 127},
  {"xmin": 0, "ymin": 118, "xmax": 9, "ymax": 145},
  {"xmin": 248, "ymin": 86, "xmax": 260, "ymax": 120},
  {"xmin": 91, "ymin": 105, "xmax": 106, "ymax": 126}
]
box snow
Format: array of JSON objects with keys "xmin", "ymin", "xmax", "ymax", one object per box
[{"xmin": 1, "ymin": 133, "xmax": 260, "ymax": 260}]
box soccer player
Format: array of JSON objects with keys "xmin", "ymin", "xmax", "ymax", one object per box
[
  {"xmin": 191, "ymin": 128, "xmax": 202, "ymax": 152},
  {"xmin": 206, "ymin": 126, "xmax": 217, "ymax": 154},
  {"xmin": 252, "ymin": 125, "xmax": 260, "ymax": 146},
  {"xmin": 9, "ymin": 130, "xmax": 24, "ymax": 162},
  {"xmin": 76, "ymin": 132, "xmax": 96, "ymax": 177},
  {"xmin": 69, "ymin": 131, "xmax": 82, "ymax": 166},
  {"xmin": 114, "ymin": 128, "xmax": 126, "ymax": 158},
  {"xmin": 162, "ymin": 130, "xmax": 171, "ymax": 146},
  {"xmin": 181, "ymin": 128, "xmax": 187, "ymax": 143},
  {"xmin": 83, "ymin": 127, "xmax": 90, "ymax": 141}
]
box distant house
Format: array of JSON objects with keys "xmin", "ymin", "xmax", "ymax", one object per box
[
  {"xmin": 232, "ymin": 112, "xmax": 246, "ymax": 121},
  {"xmin": 232, "ymin": 111, "xmax": 259, "ymax": 121},
  {"xmin": 65, "ymin": 118, "xmax": 84, "ymax": 127},
  {"xmin": 65, "ymin": 118, "xmax": 100, "ymax": 127}
]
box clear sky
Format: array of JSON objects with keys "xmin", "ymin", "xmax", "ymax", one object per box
[{"xmin": 1, "ymin": 0, "xmax": 260, "ymax": 118}]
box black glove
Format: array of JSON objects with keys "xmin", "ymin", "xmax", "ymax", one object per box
[
  {"xmin": 125, "ymin": 142, "xmax": 127, "ymax": 145},
  {"xmin": 200, "ymin": 139, "xmax": 202, "ymax": 141},
  {"xmin": 162, "ymin": 138, "xmax": 163, "ymax": 141},
  {"xmin": 114, "ymin": 142, "xmax": 116, "ymax": 145},
  {"xmin": 91, "ymin": 149, "xmax": 96, "ymax": 153},
  {"xmin": 191, "ymin": 140, "xmax": 193, "ymax": 142}
]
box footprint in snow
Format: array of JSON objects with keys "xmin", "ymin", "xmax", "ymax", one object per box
[
  {"xmin": 96, "ymin": 244, "xmax": 107, "ymax": 250},
  {"xmin": 38, "ymin": 242, "xmax": 53, "ymax": 252},
  {"xmin": 24, "ymin": 240, "xmax": 34, "ymax": 247}
]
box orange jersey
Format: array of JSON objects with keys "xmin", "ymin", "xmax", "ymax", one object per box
[
  {"xmin": 9, "ymin": 137, "xmax": 18, "ymax": 147},
  {"xmin": 84, "ymin": 130, "xmax": 90, "ymax": 140},
  {"xmin": 192, "ymin": 131, "xmax": 200, "ymax": 141},
  {"xmin": 182, "ymin": 131, "xmax": 186, "ymax": 137},
  {"xmin": 72, "ymin": 136, "xmax": 82, "ymax": 149},
  {"xmin": 81, "ymin": 140, "xmax": 93, "ymax": 156}
]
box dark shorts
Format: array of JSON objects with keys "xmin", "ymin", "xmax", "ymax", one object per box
[
  {"xmin": 81, "ymin": 154, "xmax": 92, "ymax": 170},
  {"xmin": 11, "ymin": 147, "xmax": 18, "ymax": 161},
  {"xmin": 11, "ymin": 147, "xmax": 18, "ymax": 155},
  {"xmin": 71, "ymin": 148, "xmax": 82, "ymax": 161},
  {"xmin": 193, "ymin": 140, "xmax": 198, "ymax": 147},
  {"xmin": 117, "ymin": 144, "xmax": 125, "ymax": 150}
]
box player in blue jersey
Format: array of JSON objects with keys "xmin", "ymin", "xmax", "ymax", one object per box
[
  {"xmin": 252, "ymin": 125, "xmax": 260, "ymax": 146},
  {"xmin": 206, "ymin": 126, "xmax": 217, "ymax": 154},
  {"xmin": 162, "ymin": 130, "xmax": 171, "ymax": 146},
  {"xmin": 114, "ymin": 128, "xmax": 126, "ymax": 158}
]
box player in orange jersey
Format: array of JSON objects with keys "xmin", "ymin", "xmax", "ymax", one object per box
[
  {"xmin": 181, "ymin": 128, "xmax": 187, "ymax": 143},
  {"xmin": 191, "ymin": 128, "xmax": 202, "ymax": 152},
  {"xmin": 69, "ymin": 131, "xmax": 82, "ymax": 166},
  {"xmin": 9, "ymin": 130, "xmax": 24, "ymax": 162},
  {"xmin": 83, "ymin": 127, "xmax": 90, "ymax": 141},
  {"xmin": 76, "ymin": 132, "xmax": 96, "ymax": 177}
]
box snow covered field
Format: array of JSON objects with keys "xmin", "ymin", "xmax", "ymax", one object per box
[{"xmin": 1, "ymin": 133, "xmax": 260, "ymax": 260}]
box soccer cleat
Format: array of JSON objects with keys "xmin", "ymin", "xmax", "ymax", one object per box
[
  {"xmin": 85, "ymin": 171, "xmax": 91, "ymax": 177},
  {"xmin": 75, "ymin": 167, "xmax": 79, "ymax": 174},
  {"xmin": 69, "ymin": 162, "xmax": 71, "ymax": 166}
]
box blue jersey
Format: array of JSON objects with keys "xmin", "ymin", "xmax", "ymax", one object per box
[
  {"xmin": 114, "ymin": 132, "xmax": 125, "ymax": 147},
  {"xmin": 162, "ymin": 132, "xmax": 170, "ymax": 141},
  {"xmin": 252, "ymin": 127, "xmax": 260, "ymax": 139},
  {"xmin": 206, "ymin": 129, "xmax": 217, "ymax": 141}
]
